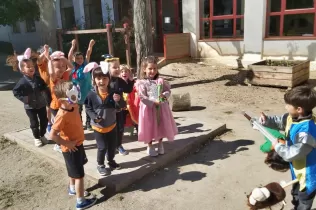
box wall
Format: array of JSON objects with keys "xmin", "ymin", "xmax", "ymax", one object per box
[
  {"xmin": 263, "ymin": 40, "xmax": 316, "ymax": 61},
  {"xmin": 182, "ymin": 0, "xmax": 198, "ymax": 57},
  {"xmin": 198, "ymin": 41, "xmax": 244, "ymax": 57},
  {"xmin": 0, "ymin": 26, "xmax": 11, "ymax": 43}
]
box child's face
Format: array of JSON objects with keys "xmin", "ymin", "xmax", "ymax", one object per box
[
  {"xmin": 21, "ymin": 60, "xmax": 35, "ymax": 77},
  {"xmin": 144, "ymin": 63, "xmax": 158, "ymax": 79},
  {"xmin": 285, "ymin": 104, "xmax": 302, "ymax": 118},
  {"xmin": 52, "ymin": 59, "xmax": 66, "ymax": 78},
  {"xmin": 120, "ymin": 69, "xmax": 130, "ymax": 81},
  {"xmin": 74, "ymin": 55, "xmax": 84, "ymax": 66},
  {"xmin": 95, "ymin": 76, "xmax": 109, "ymax": 89},
  {"xmin": 109, "ymin": 61, "xmax": 120, "ymax": 77}
]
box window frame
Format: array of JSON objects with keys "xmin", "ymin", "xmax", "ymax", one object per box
[
  {"xmin": 265, "ymin": 0, "xmax": 316, "ymax": 39},
  {"xmin": 199, "ymin": 0, "xmax": 244, "ymax": 41}
]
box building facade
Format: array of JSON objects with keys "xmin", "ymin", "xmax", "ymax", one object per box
[{"xmin": 182, "ymin": 0, "xmax": 316, "ymax": 68}]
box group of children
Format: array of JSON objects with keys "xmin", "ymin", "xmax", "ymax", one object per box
[{"xmin": 10, "ymin": 40, "xmax": 178, "ymax": 210}]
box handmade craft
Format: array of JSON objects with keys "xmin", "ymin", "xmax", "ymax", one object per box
[
  {"xmin": 247, "ymin": 179, "xmax": 298, "ymax": 210},
  {"xmin": 242, "ymin": 111, "xmax": 290, "ymax": 172}
]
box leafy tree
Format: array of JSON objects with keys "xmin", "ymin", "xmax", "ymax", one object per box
[{"xmin": 0, "ymin": 0, "xmax": 40, "ymax": 26}]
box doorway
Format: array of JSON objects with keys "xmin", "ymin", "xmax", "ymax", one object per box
[{"xmin": 151, "ymin": 0, "xmax": 182, "ymax": 53}]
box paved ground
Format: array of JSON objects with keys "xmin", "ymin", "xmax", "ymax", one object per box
[
  {"xmin": 4, "ymin": 115, "xmax": 226, "ymax": 194},
  {"xmin": 1, "ymin": 62, "xmax": 316, "ymax": 210}
]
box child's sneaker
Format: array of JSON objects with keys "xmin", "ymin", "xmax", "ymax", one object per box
[
  {"xmin": 40, "ymin": 136, "xmax": 49, "ymax": 145},
  {"xmin": 76, "ymin": 197, "xmax": 97, "ymax": 210},
  {"xmin": 108, "ymin": 160, "xmax": 121, "ymax": 170},
  {"xmin": 97, "ymin": 165, "xmax": 111, "ymax": 176},
  {"xmin": 47, "ymin": 123, "xmax": 52, "ymax": 133},
  {"xmin": 53, "ymin": 144, "xmax": 62, "ymax": 153},
  {"xmin": 157, "ymin": 142, "xmax": 165, "ymax": 155},
  {"xmin": 147, "ymin": 145, "xmax": 158, "ymax": 157},
  {"xmin": 34, "ymin": 138, "xmax": 43, "ymax": 147},
  {"xmin": 118, "ymin": 145, "xmax": 129, "ymax": 156},
  {"xmin": 68, "ymin": 187, "xmax": 90, "ymax": 197}
]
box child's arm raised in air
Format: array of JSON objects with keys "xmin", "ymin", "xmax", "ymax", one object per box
[
  {"xmin": 86, "ymin": 39, "xmax": 95, "ymax": 63},
  {"xmin": 37, "ymin": 45, "xmax": 49, "ymax": 65},
  {"xmin": 68, "ymin": 39, "xmax": 76, "ymax": 62},
  {"xmin": 274, "ymin": 132, "xmax": 315, "ymax": 162}
]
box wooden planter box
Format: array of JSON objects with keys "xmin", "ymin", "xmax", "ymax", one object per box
[{"xmin": 248, "ymin": 60, "xmax": 310, "ymax": 88}]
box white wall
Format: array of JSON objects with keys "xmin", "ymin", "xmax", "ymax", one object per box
[{"xmin": 182, "ymin": 0, "xmax": 199, "ymax": 58}]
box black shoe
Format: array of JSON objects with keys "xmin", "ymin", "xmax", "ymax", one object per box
[
  {"xmin": 108, "ymin": 161, "xmax": 121, "ymax": 170},
  {"xmin": 97, "ymin": 165, "xmax": 111, "ymax": 176}
]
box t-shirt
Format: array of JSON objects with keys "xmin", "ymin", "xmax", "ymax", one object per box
[
  {"xmin": 49, "ymin": 79, "xmax": 59, "ymax": 110},
  {"xmin": 51, "ymin": 105, "xmax": 85, "ymax": 152},
  {"xmin": 91, "ymin": 91, "xmax": 116, "ymax": 133},
  {"xmin": 37, "ymin": 60, "xmax": 49, "ymax": 85}
]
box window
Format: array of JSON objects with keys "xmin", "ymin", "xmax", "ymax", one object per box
[
  {"xmin": 266, "ymin": 0, "xmax": 316, "ymax": 37},
  {"xmin": 84, "ymin": 0, "xmax": 102, "ymax": 29},
  {"xmin": 61, "ymin": 7, "xmax": 76, "ymax": 29},
  {"xmin": 12, "ymin": 22, "xmax": 20, "ymax": 33},
  {"xmin": 26, "ymin": 19, "xmax": 36, "ymax": 32},
  {"xmin": 200, "ymin": 0, "xmax": 245, "ymax": 39}
]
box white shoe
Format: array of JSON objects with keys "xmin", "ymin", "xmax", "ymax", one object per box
[
  {"xmin": 40, "ymin": 136, "xmax": 49, "ymax": 145},
  {"xmin": 53, "ymin": 144, "xmax": 62, "ymax": 153},
  {"xmin": 147, "ymin": 145, "xmax": 158, "ymax": 157},
  {"xmin": 34, "ymin": 138, "xmax": 43, "ymax": 147},
  {"xmin": 157, "ymin": 142, "xmax": 165, "ymax": 155}
]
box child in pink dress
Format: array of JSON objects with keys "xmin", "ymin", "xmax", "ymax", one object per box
[{"xmin": 137, "ymin": 56, "xmax": 178, "ymax": 157}]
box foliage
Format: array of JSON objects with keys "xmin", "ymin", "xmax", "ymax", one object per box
[
  {"xmin": 265, "ymin": 60, "xmax": 300, "ymax": 67},
  {"xmin": 0, "ymin": 0, "xmax": 40, "ymax": 26}
]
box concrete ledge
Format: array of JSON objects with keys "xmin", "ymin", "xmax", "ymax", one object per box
[{"xmin": 3, "ymin": 116, "xmax": 226, "ymax": 194}]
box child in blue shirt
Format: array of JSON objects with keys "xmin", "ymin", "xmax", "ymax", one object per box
[{"xmin": 68, "ymin": 39, "xmax": 95, "ymax": 130}]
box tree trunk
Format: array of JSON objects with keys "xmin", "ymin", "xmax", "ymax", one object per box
[{"xmin": 133, "ymin": 0, "xmax": 153, "ymax": 77}]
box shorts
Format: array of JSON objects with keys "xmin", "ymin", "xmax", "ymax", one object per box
[{"xmin": 62, "ymin": 144, "xmax": 88, "ymax": 179}]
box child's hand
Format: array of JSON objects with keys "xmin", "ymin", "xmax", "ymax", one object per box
[
  {"xmin": 89, "ymin": 39, "xmax": 95, "ymax": 47},
  {"xmin": 154, "ymin": 101, "xmax": 160, "ymax": 106},
  {"xmin": 44, "ymin": 44, "xmax": 49, "ymax": 52},
  {"xmin": 259, "ymin": 112, "xmax": 267, "ymax": 125},
  {"xmin": 65, "ymin": 141, "xmax": 78, "ymax": 152},
  {"xmin": 94, "ymin": 118, "xmax": 102, "ymax": 123},
  {"xmin": 113, "ymin": 93, "xmax": 121, "ymax": 102},
  {"xmin": 71, "ymin": 39, "xmax": 76, "ymax": 47}
]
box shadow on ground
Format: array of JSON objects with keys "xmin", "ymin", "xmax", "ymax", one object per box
[{"xmin": 87, "ymin": 137, "xmax": 254, "ymax": 204}]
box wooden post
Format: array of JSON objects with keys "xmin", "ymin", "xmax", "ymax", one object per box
[
  {"xmin": 74, "ymin": 27, "xmax": 79, "ymax": 52},
  {"xmin": 123, "ymin": 23, "xmax": 131, "ymax": 67},
  {"xmin": 106, "ymin": 24, "xmax": 114, "ymax": 56},
  {"xmin": 57, "ymin": 29, "xmax": 63, "ymax": 51}
]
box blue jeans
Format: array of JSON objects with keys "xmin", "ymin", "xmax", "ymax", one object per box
[{"xmin": 292, "ymin": 183, "xmax": 316, "ymax": 210}]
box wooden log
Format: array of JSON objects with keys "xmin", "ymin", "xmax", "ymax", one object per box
[{"xmin": 170, "ymin": 93, "xmax": 191, "ymax": 111}]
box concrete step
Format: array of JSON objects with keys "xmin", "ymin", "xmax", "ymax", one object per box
[{"xmin": 3, "ymin": 116, "xmax": 226, "ymax": 194}]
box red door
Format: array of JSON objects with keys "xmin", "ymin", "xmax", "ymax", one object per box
[{"xmin": 152, "ymin": 0, "xmax": 181, "ymax": 53}]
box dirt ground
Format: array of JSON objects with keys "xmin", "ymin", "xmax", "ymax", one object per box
[{"xmin": 1, "ymin": 61, "xmax": 316, "ymax": 210}]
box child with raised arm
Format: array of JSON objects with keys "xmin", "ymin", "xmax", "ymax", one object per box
[
  {"xmin": 46, "ymin": 50, "xmax": 73, "ymax": 152},
  {"xmin": 68, "ymin": 39, "xmax": 95, "ymax": 130},
  {"xmin": 50, "ymin": 81, "xmax": 97, "ymax": 210},
  {"xmin": 84, "ymin": 62, "xmax": 125, "ymax": 175},
  {"xmin": 258, "ymin": 86, "xmax": 316, "ymax": 210},
  {"xmin": 13, "ymin": 48, "xmax": 49, "ymax": 147},
  {"xmin": 137, "ymin": 56, "xmax": 178, "ymax": 157}
]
